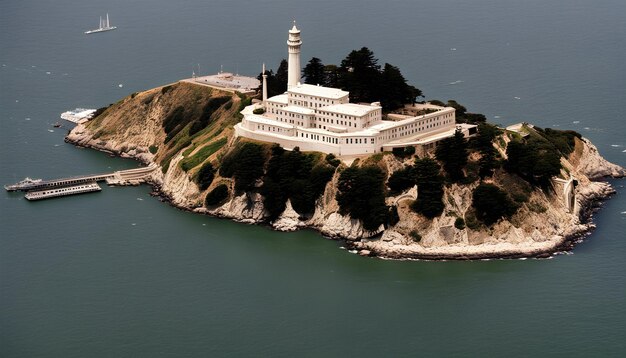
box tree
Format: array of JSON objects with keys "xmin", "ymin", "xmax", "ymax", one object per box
[
  {"xmin": 379, "ymin": 63, "xmax": 422, "ymax": 111},
  {"xmin": 387, "ymin": 166, "xmax": 415, "ymax": 193},
  {"xmin": 505, "ymin": 138, "xmax": 562, "ymax": 185},
  {"xmin": 435, "ymin": 129, "xmax": 468, "ymax": 182},
  {"xmin": 275, "ymin": 59, "xmax": 289, "ymax": 92},
  {"xmin": 472, "ymin": 183, "xmax": 518, "ymax": 225},
  {"xmin": 196, "ymin": 162, "xmax": 216, "ymax": 190},
  {"xmin": 323, "ymin": 64, "xmax": 340, "ymax": 87},
  {"xmin": 338, "ymin": 47, "xmax": 382, "ymax": 103},
  {"xmin": 411, "ymin": 158, "xmax": 445, "ymax": 218},
  {"xmin": 256, "ymin": 59, "xmax": 289, "ymax": 98},
  {"xmin": 205, "ymin": 184, "xmax": 229, "ymax": 206},
  {"xmin": 219, "ymin": 142, "xmax": 267, "ymax": 193},
  {"xmin": 336, "ymin": 166, "xmax": 389, "ymax": 231},
  {"xmin": 302, "ymin": 57, "xmax": 326, "ymax": 85}
]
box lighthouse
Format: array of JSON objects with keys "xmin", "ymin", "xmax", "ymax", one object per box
[{"xmin": 287, "ymin": 21, "xmax": 302, "ymax": 90}]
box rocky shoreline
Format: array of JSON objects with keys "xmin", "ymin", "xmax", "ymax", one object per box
[
  {"xmin": 67, "ymin": 127, "xmax": 623, "ymax": 261},
  {"xmin": 64, "ymin": 81, "xmax": 625, "ymax": 261}
]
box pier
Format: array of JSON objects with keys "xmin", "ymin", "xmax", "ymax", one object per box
[{"xmin": 5, "ymin": 164, "xmax": 157, "ymax": 200}]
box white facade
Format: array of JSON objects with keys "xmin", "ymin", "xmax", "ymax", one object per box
[
  {"xmin": 287, "ymin": 22, "xmax": 302, "ymax": 89},
  {"xmin": 234, "ymin": 24, "xmax": 475, "ymax": 156}
]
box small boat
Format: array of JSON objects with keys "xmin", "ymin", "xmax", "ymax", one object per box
[
  {"xmin": 85, "ymin": 13, "xmax": 117, "ymax": 34},
  {"xmin": 53, "ymin": 122, "xmax": 61, "ymax": 128}
]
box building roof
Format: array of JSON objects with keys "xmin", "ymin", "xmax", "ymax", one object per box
[
  {"xmin": 320, "ymin": 103, "xmax": 380, "ymax": 117},
  {"xmin": 282, "ymin": 105, "xmax": 315, "ymax": 115},
  {"xmin": 267, "ymin": 94, "xmax": 288, "ymax": 104},
  {"xmin": 288, "ymin": 84, "xmax": 348, "ymax": 99}
]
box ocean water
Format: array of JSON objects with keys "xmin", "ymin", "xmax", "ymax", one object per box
[{"xmin": 1, "ymin": 0, "xmax": 625, "ymax": 356}]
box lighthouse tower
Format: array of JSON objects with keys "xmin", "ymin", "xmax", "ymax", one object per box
[{"xmin": 287, "ymin": 21, "xmax": 302, "ymax": 90}]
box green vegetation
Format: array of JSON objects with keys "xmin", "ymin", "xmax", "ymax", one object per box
[
  {"xmin": 161, "ymin": 84, "xmax": 174, "ymax": 94},
  {"xmin": 91, "ymin": 105, "xmax": 111, "ymax": 120},
  {"xmin": 454, "ymin": 217, "xmax": 466, "ymax": 230},
  {"xmin": 505, "ymin": 138, "xmax": 562, "ymax": 185},
  {"xmin": 196, "ymin": 162, "xmax": 216, "ymax": 191},
  {"xmin": 429, "ymin": 100, "xmax": 486, "ymax": 124},
  {"xmin": 409, "ymin": 230, "xmax": 422, "ymax": 242},
  {"xmin": 325, "ymin": 153, "xmax": 341, "ymax": 167},
  {"xmin": 336, "ymin": 166, "xmax": 389, "ymax": 231},
  {"xmin": 257, "ymin": 59, "xmax": 288, "ymax": 98},
  {"xmin": 189, "ymin": 96, "xmax": 231, "ymax": 136},
  {"xmin": 252, "ymin": 108, "xmax": 265, "ymax": 115},
  {"xmin": 162, "ymin": 96, "xmax": 231, "ymax": 143},
  {"xmin": 472, "ymin": 183, "xmax": 518, "ymax": 225},
  {"xmin": 148, "ymin": 145, "xmax": 158, "ymax": 154},
  {"xmin": 435, "ymin": 129, "xmax": 468, "ymax": 182},
  {"xmin": 205, "ymin": 184, "xmax": 229, "ymax": 206},
  {"xmin": 261, "ymin": 146, "xmax": 335, "ymax": 219},
  {"xmin": 411, "ymin": 158, "xmax": 445, "ymax": 218},
  {"xmin": 269, "ymin": 48, "xmax": 423, "ymax": 112},
  {"xmin": 534, "ymin": 127, "xmax": 581, "ymax": 156},
  {"xmin": 392, "ymin": 146, "xmax": 415, "ymax": 158},
  {"xmin": 387, "ymin": 166, "xmax": 415, "ymax": 193},
  {"xmin": 219, "ymin": 142, "xmax": 267, "ymax": 193},
  {"xmin": 473, "ymin": 123, "xmax": 501, "ymax": 178},
  {"xmin": 302, "ymin": 57, "xmax": 326, "ymax": 85},
  {"xmin": 180, "ymin": 138, "xmax": 227, "ymax": 172}
]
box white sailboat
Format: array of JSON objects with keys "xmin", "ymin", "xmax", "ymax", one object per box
[{"xmin": 84, "ymin": 13, "xmax": 117, "ymax": 34}]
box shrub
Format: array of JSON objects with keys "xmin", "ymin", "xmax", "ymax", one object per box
[
  {"xmin": 161, "ymin": 85, "xmax": 174, "ymax": 94},
  {"xmin": 454, "ymin": 218, "xmax": 466, "ymax": 230},
  {"xmin": 219, "ymin": 142, "xmax": 267, "ymax": 193},
  {"xmin": 148, "ymin": 145, "xmax": 158, "ymax": 154},
  {"xmin": 205, "ymin": 184, "xmax": 229, "ymax": 206},
  {"xmin": 409, "ymin": 230, "xmax": 422, "ymax": 242},
  {"xmin": 387, "ymin": 166, "xmax": 414, "ymax": 193},
  {"xmin": 472, "ymin": 183, "xmax": 518, "ymax": 225},
  {"xmin": 325, "ymin": 153, "xmax": 341, "ymax": 167},
  {"xmin": 253, "ymin": 108, "xmax": 265, "ymax": 115},
  {"xmin": 387, "ymin": 206, "xmax": 400, "ymax": 226},
  {"xmin": 196, "ymin": 162, "xmax": 216, "ymax": 191}
]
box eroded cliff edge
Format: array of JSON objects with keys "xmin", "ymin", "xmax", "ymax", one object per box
[{"xmin": 66, "ymin": 82, "xmax": 625, "ymax": 260}]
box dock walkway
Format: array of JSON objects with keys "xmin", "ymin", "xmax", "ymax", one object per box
[{"xmin": 5, "ymin": 164, "xmax": 158, "ymax": 200}]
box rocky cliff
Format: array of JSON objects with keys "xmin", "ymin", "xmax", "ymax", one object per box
[{"xmin": 66, "ymin": 82, "xmax": 625, "ymax": 260}]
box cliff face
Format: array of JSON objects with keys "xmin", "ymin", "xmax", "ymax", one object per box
[{"xmin": 66, "ymin": 82, "xmax": 625, "ymax": 260}]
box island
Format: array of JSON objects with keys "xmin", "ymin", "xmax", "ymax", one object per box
[{"xmin": 66, "ymin": 24, "xmax": 624, "ymax": 260}]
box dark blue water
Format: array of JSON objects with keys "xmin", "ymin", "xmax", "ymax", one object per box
[{"xmin": 2, "ymin": 0, "xmax": 625, "ymax": 356}]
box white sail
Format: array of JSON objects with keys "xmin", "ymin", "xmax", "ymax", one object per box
[{"xmin": 85, "ymin": 13, "xmax": 117, "ymax": 34}]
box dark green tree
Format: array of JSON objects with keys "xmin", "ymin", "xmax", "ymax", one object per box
[
  {"xmin": 338, "ymin": 47, "xmax": 382, "ymax": 103},
  {"xmin": 336, "ymin": 166, "xmax": 388, "ymax": 231},
  {"xmin": 472, "ymin": 183, "xmax": 518, "ymax": 225},
  {"xmin": 505, "ymin": 138, "xmax": 562, "ymax": 184},
  {"xmin": 323, "ymin": 64, "xmax": 340, "ymax": 87},
  {"xmin": 379, "ymin": 63, "xmax": 422, "ymax": 111},
  {"xmin": 196, "ymin": 162, "xmax": 216, "ymax": 190},
  {"xmin": 435, "ymin": 129, "xmax": 468, "ymax": 182},
  {"xmin": 219, "ymin": 142, "xmax": 267, "ymax": 193},
  {"xmin": 302, "ymin": 57, "xmax": 326, "ymax": 85},
  {"xmin": 205, "ymin": 184, "xmax": 229, "ymax": 206},
  {"xmin": 275, "ymin": 59, "xmax": 289, "ymax": 92},
  {"xmin": 411, "ymin": 158, "xmax": 445, "ymax": 218}
]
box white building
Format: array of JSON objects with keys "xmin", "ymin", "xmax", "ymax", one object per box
[{"xmin": 235, "ymin": 23, "xmax": 475, "ymax": 156}]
